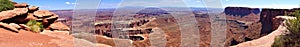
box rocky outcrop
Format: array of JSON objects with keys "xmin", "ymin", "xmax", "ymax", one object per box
[
  {"xmin": 231, "ymin": 24, "xmax": 287, "ymax": 47},
  {"xmin": 224, "ymin": 7, "xmax": 260, "ymax": 17},
  {"xmin": 48, "ymin": 22, "xmax": 70, "ymax": 31},
  {"xmin": 260, "ymin": 9, "xmax": 287, "ymax": 35},
  {"xmin": 0, "ymin": 8, "xmax": 28, "ymax": 21},
  {"xmin": 28, "ymin": 6, "xmax": 39, "ymax": 13},
  {"xmin": 34, "ymin": 10, "xmax": 54, "ymax": 18},
  {"xmin": 231, "ymin": 16, "xmax": 295, "ymax": 47},
  {"xmin": 0, "ymin": 1, "xmax": 65, "ymax": 31},
  {"xmin": 259, "ymin": 8, "xmax": 300, "ymax": 35},
  {"xmin": 14, "ymin": 3, "xmax": 29, "ymax": 8},
  {"xmin": 224, "ymin": 7, "xmax": 300, "ymax": 46},
  {"xmin": 0, "ymin": 1, "xmax": 97, "ymax": 47},
  {"xmin": 0, "ymin": 27, "xmax": 112, "ymax": 47},
  {"xmin": 0, "ymin": 22, "xmax": 19, "ymax": 32}
]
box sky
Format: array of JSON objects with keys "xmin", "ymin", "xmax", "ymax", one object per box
[{"xmin": 14, "ymin": 0, "xmax": 300, "ymax": 10}]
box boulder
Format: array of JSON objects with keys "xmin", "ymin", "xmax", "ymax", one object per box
[
  {"xmin": 12, "ymin": 8, "xmax": 28, "ymax": 15},
  {"xmin": 0, "ymin": 22, "xmax": 19, "ymax": 32},
  {"xmin": 48, "ymin": 22, "xmax": 70, "ymax": 31},
  {"xmin": 33, "ymin": 10, "xmax": 54, "ymax": 18},
  {"xmin": 0, "ymin": 8, "xmax": 28, "ymax": 21},
  {"xmin": 46, "ymin": 14, "xmax": 59, "ymax": 20},
  {"xmin": 36, "ymin": 14, "xmax": 58, "ymax": 27},
  {"xmin": 0, "ymin": 8, "xmax": 29, "ymax": 23},
  {"xmin": 28, "ymin": 6, "xmax": 39, "ymax": 13},
  {"xmin": 0, "ymin": 10, "xmax": 17, "ymax": 21},
  {"xmin": 19, "ymin": 24, "xmax": 31, "ymax": 31},
  {"xmin": 9, "ymin": 23, "xmax": 21, "ymax": 29},
  {"xmin": 43, "ymin": 14, "xmax": 58, "ymax": 23},
  {"xmin": 35, "ymin": 14, "xmax": 58, "ymax": 27},
  {"xmin": 14, "ymin": 3, "xmax": 29, "ymax": 8}
]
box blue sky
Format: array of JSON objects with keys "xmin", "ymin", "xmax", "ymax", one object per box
[{"xmin": 14, "ymin": 0, "xmax": 300, "ymax": 10}]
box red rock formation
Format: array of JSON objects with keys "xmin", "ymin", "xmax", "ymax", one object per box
[
  {"xmin": 28, "ymin": 6, "xmax": 39, "ymax": 13},
  {"xmin": 0, "ymin": 28, "xmax": 60, "ymax": 47},
  {"xmin": 231, "ymin": 16, "xmax": 295, "ymax": 47},
  {"xmin": 48, "ymin": 22, "xmax": 70, "ymax": 31},
  {"xmin": 260, "ymin": 8, "xmax": 300, "ymax": 35},
  {"xmin": 14, "ymin": 3, "xmax": 29, "ymax": 8},
  {"xmin": 225, "ymin": 7, "xmax": 260, "ymax": 17},
  {"xmin": 0, "ymin": 22, "xmax": 19, "ymax": 32},
  {"xmin": 260, "ymin": 9, "xmax": 290, "ymax": 35},
  {"xmin": 0, "ymin": 8, "xmax": 28, "ymax": 21},
  {"xmin": 94, "ymin": 19, "xmax": 153, "ymax": 41},
  {"xmin": 0, "ymin": 1, "xmax": 91, "ymax": 47}
]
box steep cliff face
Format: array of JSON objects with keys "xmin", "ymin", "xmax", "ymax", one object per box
[
  {"xmin": 259, "ymin": 8, "xmax": 300, "ymax": 35},
  {"xmin": 222, "ymin": 7, "xmax": 300, "ymax": 46},
  {"xmin": 260, "ymin": 9, "xmax": 287, "ymax": 35},
  {"xmin": 224, "ymin": 7, "xmax": 260, "ymax": 17},
  {"xmin": 223, "ymin": 7, "xmax": 262, "ymax": 46}
]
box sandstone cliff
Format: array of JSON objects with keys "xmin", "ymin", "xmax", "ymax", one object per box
[
  {"xmin": 260, "ymin": 8, "xmax": 300, "ymax": 35},
  {"xmin": 231, "ymin": 16, "xmax": 296, "ymax": 47},
  {"xmin": 224, "ymin": 7, "xmax": 260, "ymax": 17},
  {"xmin": 0, "ymin": 1, "xmax": 111, "ymax": 47}
]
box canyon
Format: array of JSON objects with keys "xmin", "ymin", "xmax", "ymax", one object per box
[
  {"xmin": 0, "ymin": 0, "xmax": 298, "ymax": 47},
  {"xmin": 51, "ymin": 7, "xmax": 298, "ymax": 47}
]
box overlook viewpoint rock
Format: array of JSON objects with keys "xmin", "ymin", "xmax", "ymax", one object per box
[{"xmin": 0, "ymin": 1, "xmax": 111, "ymax": 47}]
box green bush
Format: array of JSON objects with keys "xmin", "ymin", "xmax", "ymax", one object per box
[
  {"xmin": 272, "ymin": 10, "xmax": 300, "ymax": 47},
  {"xmin": 286, "ymin": 10, "xmax": 300, "ymax": 34},
  {"xmin": 272, "ymin": 35, "xmax": 300, "ymax": 47},
  {"xmin": 26, "ymin": 20, "xmax": 44, "ymax": 33},
  {"xmin": 0, "ymin": 0, "xmax": 14, "ymax": 12}
]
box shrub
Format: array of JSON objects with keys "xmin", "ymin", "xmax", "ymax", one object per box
[
  {"xmin": 286, "ymin": 10, "xmax": 300, "ymax": 34},
  {"xmin": 272, "ymin": 10, "xmax": 300, "ymax": 47},
  {"xmin": 272, "ymin": 35, "xmax": 300, "ymax": 47},
  {"xmin": 26, "ymin": 20, "xmax": 44, "ymax": 33},
  {"xmin": 0, "ymin": 0, "xmax": 14, "ymax": 12}
]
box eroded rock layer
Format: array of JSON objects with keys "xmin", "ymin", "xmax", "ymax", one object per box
[{"xmin": 0, "ymin": 1, "xmax": 111, "ymax": 47}]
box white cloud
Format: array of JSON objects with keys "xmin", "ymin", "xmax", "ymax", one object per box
[
  {"xmin": 65, "ymin": 2, "xmax": 71, "ymax": 4},
  {"xmin": 65, "ymin": 2, "xmax": 77, "ymax": 5}
]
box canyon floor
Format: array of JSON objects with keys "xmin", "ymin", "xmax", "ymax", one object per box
[
  {"xmin": 0, "ymin": 1, "xmax": 295, "ymax": 47},
  {"xmin": 52, "ymin": 7, "xmax": 286, "ymax": 47}
]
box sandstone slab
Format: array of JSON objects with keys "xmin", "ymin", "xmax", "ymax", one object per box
[
  {"xmin": 14, "ymin": 3, "xmax": 29, "ymax": 8},
  {"xmin": 34, "ymin": 10, "xmax": 54, "ymax": 18},
  {"xmin": 0, "ymin": 22, "xmax": 19, "ymax": 32},
  {"xmin": 49, "ymin": 22, "xmax": 70, "ymax": 31}
]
